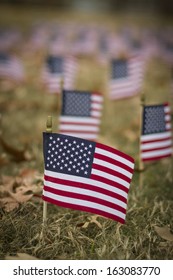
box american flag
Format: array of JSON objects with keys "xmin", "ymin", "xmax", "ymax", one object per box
[
  {"xmin": 41, "ymin": 55, "xmax": 78, "ymax": 93},
  {"xmin": 109, "ymin": 55, "xmax": 144, "ymax": 100},
  {"xmin": 0, "ymin": 52, "xmax": 25, "ymax": 81},
  {"xmin": 59, "ymin": 90, "xmax": 103, "ymax": 141},
  {"xmin": 140, "ymin": 103, "xmax": 172, "ymax": 162},
  {"xmin": 42, "ymin": 133, "xmax": 135, "ymax": 224}
]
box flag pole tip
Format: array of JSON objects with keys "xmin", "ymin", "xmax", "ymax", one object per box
[
  {"xmin": 46, "ymin": 116, "xmax": 52, "ymax": 133},
  {"xmin": 140, "ymin": 93, "xmax": 145, "ymax": 106}
]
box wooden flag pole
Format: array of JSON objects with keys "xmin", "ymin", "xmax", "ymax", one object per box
[
  {"xmin": 139, "ymin": 93, "xmax": 145, "ymax": 170},
  {"xmin": 43, "ymin": 115, "xmax": 53, "ymax": 225},
  {"xmin": 139, "ymin": 93, "xmax": 145, "ymax": 188},
  {"xmin": 60, "ymin": 77, "xmax": 64, "ymax": 95},
  {"xmin": 57, "ymin": 77, "xmax": 64, "ymax": 123},
  {"xmin": 60, "ymin": 77, "xmax": 64, "ymax": 105}
]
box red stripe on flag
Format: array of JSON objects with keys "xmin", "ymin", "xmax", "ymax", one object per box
[
  {"xmin": 141, "ymin": 145, "xmax": 172, "ymax": 153},
  {"xmin": 92, "ymin": 163, "xmax": 131, "ymax": 183},
  {"xmin": 91, "ymin": 174, "xmax": 129, "ymax": 194},
  {"xmin": 42, "ymin": 195, "xmax": 125, "ymax": 224},
  {"xmin": 44, "ymin": 175, "xmax": 127, "ymax": 203},
  {"xmin": 96, "ymin": 142, "xmax": 134, "ymax": 164},
  {"xmin": 44, "ymin": 185, "xmax": 126, "ymax": 214},
  {"xmin": 141, "ymin": 137, "xmax": 171, "ymax": 144},
  {"xmin": 94, "ymin": 152, "xmax": 134, "ymax": 173},
  {"xmin": 142, "ymin": 153, "xmax": 172, "ymax": 162}
]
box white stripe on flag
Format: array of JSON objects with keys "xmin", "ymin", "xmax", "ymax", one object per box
[
  {"xmin": 93, "ymin": 158, "xmax": 133, "ymax": 179},
  {"xmin": 59, "ymin": 116, "xmax": 100, "ymax": 124},
  {"xmin": 59, "ymin": 124, "xmax": 99, "ymax": 132},
  {"xmin": 141, "ymin": 139, "xmax": 172, "ymax": 150},
  {"xmin": 141, "ymin": 148, "xmax": 172, "ymax": 159},
  {"xmin": 44, "ymin": 180, "xmax": 127, "ymax": 209},
  {"xmin": 141, "ymin": 131, "xmax": 172, "ymax": 142},
  {"xmin": 95, "ymin": 147, "xmax": 134, "ymax": 169},
  {"xmin": 60, "ymin": 132, "xmax": 98, "ymax": 139},
  {"xmin": 44, "ymin": 170, "xmax": 128, "ymax": 199}
]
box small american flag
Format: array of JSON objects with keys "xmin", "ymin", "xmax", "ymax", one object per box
[
  {"xmin": 109, "ymin": 55, "xmax": 144, "ymax": 100},
  {"xmin": 43, "ymin": 133, "xmax": 135, "ymax": 223},
  {"xmin": 141, "ymin": 103, "xmax": 172, "ymax": 162},
  {"xmin": 0, "ymin": 52, "xmax": 24, "ymax": 81},
  {"xmin": 59, "ymin": 90, "xmax": 103, "ymax": 141},
  {"xmin": 41, "ymin": 55, "xmax": 78, "ymax": 93}
]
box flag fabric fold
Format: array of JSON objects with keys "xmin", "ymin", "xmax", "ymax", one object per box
[
  {"xmin": 140, "ymin": 102, "xmax": 172, "ymax": 162},
  {"xmin": 42, "ymin": 133, "xmax": 135, "ymax": 224}
]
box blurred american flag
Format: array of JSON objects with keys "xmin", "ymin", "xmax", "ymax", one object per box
[
  {"xmin": 140, "ymin": 103, "xmax": 172, "ymax": 162},
  {"xmin": 41, "ymin": 55, "xmax": 78, "ymax": 93},
  {"xmin": 59, "ymin": 90, "xmax": 103, "ymax": 141},
  {"xmin": 109, "ymin": 55, "xmax": 145, "ymax": 100}
]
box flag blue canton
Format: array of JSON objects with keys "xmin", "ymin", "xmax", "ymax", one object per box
[
  {"xmin": 46, "ymin": 56, "xmax": 63, "ymax": 74},
  {"xmin": 43, "ymin": 133, "xmax": 96, "ymax": 178},
  {"xmin": 0, "ymin": 53, "xmax": 9, "ymax": 62},
  {"xmin": 142, "ymin": 105, "xmax": 166, "ymax": 135},
  {"xmin": 165, "ymin": 42, "xmax": 173, "ymax": 52},
  {"xmin": 61, "ymin": 90, "xmax": 91, "ymax": 117},
  {"xmin": 111, "ymin": 59, "xmax": 128, "ymax": 79},
  {"xmin": 132, "ymin": 39, "xmax": 142, "ymax": 50}
]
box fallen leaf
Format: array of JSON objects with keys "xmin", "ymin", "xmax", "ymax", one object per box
[
  {"xmin": 154, "ymin": 225, "xmax": 173, "ymax": 242},
  {"xmin": 9, "ymin": 185, "xmax": 34, "ymax": 203},
  {"xmin": 5, "ymin": 253, "xmax": 39, "ymax": 260},
  {"xmin": 0, "ymin": 170, "xmax": 43, "ymax": 211},
  {"xmin": 0, "ymin": 197, "xmax": 19, "ymax": 212},
  {"xmin": 89, "ymin": 215, "xmax": 103, "ymax": 229}
]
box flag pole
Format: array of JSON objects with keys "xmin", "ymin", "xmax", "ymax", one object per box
[
  {"xmin": 60, "ymin": 77, "xmax": 64, "ymax": 94},
  {"xmin": 139, "ymin": 93, "xmax": 145, "ymax": 170},
  {"xmin": 57, "ymin": 77, "xmax": 64, "ymax": 118},
  {"xmin": 139, "ymin": 93, "xmax": 145, "ymax": 188},
  {"xmin": 60, "ymin": 77, "xmax": 64, "ymax": 106},
  {"xmin": 43, "ymin": 115, "xmax": 53, "ymax": 225}
]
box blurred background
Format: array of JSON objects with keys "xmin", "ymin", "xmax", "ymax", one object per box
[{"xmin": 0, "ymin": 0, "xmax": 173, "ymax": 15}]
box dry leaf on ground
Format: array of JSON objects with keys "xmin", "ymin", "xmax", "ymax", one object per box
[
  {"xmin": 0, "ymin": 169, "xmax": 43, "ymax": 211},
  {"xmin": 77, "ymin": 215, "xmax": 103, "ymax": 229},
  {"xmin": 154, "ymin": 225, "xmax": 173, "ymax": 242}
]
